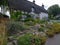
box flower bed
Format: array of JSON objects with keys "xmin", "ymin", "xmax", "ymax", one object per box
[{"xmin": 17, "ymin": 33, "xmax": 47, "ymax": 45}]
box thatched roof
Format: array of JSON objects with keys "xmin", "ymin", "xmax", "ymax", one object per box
[{"xmin": 8, "ymin": 0, "xmax": 47, "ymax": 14}]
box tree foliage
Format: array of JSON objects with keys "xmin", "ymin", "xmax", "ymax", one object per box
[
  {"xmin": 10, "ymin": 10, "xmax": 23, "ymax": 21},
  {"xmin": 0, "ymin": 0, "xmax": 8, "ymax": 6},
  {"xmin": 47, "ymin": 4, "xmax": 60, "ymax": 19}
]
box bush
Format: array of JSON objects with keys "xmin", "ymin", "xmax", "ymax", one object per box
[
  {"xmin": 6, "ymin": 22, "xmax": 29, "ymax": 36},
  {"xmin": 46, "ymin": 29, "xmax": 55, "ymax": 37},
  {"xmin": 25, "ymin": 21, "xmax": 36, "ymax": 26},
  {"xmin": 40, "ymin": 36, "xmax": 47, "ymax": 45},
  {"xmin": 17, "ymin": 33, "xmax": 41, "ymax": 45},
  {"xmin": 52, "ymin": 23, "xmax": 60, "ymax": 34},
  {"xmin": 38, "ymin": 24, "xmax": 46, "ymax": 32},
  {"xmin": 46, "ymin": 23, "xmax": 60, "ymax": 35},
  {"xmin": 38, "ymin": 27, "xmax": 44, "ymax": 32}
]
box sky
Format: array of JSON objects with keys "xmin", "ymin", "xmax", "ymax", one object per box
[{"xmin": 28, "ymin": 0, "xmax": 60, "ymax": 9}]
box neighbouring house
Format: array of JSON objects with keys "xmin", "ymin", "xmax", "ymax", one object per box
[{"xmin": 8, "ymin": 0, "xmax": 48, "ymax": 20}]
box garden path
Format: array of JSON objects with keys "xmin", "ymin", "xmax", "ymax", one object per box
[{"xmin": 45, "ymin": 34, "xmax": 60, "ymax": 45}]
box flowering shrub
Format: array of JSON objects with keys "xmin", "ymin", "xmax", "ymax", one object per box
[
  {"xmin": 6, "ymin": 22, "xmax": 30, "ymax": 36},
  {"xmin": 45, "ymin": 23, "xmax": 60, "ymax": 37},
  {"xmin": 52, "ymin": 23, "xmax": 60, "ymax": 33},
  {"xmin": 46, "ymin": 29, "xmax": 55, "ymax": 37},
  {"xmin": 17, "ymin": 33, "xmax": 45, "ymax": 45}
]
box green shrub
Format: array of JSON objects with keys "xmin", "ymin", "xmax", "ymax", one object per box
[
  {"xmin": 25, "ymin": 21, "xmax": 36, "ymax": 26},
  {"xmin": 46, "ymin": 29, "xmax": 54, "ymax": 37},
  {"xmin": 6, "ymin": 22, "xmax": 29, "ymax": 36},
  {"xmin": 40, "ymin": 36, "xmax": 47, "ymax": 45},
  {"xmin": 52, "ymin": 23, "xmax": 60, "ymax": 33},
  {"xmin": 38, "ymin": 27, "xmax": 44, "ymax": 32},
  {"xmin": 17, "ymin": 33, "xmax": 41, "ymax": 45}
]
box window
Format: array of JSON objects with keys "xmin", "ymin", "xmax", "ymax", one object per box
[{"xmin": 31, "ymin": 8, "xmax": 34, "ymax": 12}]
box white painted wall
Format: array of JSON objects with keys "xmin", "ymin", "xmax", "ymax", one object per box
[
  {"xmin": 39, "ymin": 12, "xmax": 48, "ymax": 19},
  {"xmin": 29, "ymin": 12, "xmax": 48, "ymax": 20},
  {"xmin": 5, "ymin": 10, "xmax": 10, "ymax": 18},
  {"xmin": 0, "ymin": 7, "xmax": 1, "ymax": 12},
  {"xmin": 29, "ymin": 12, "xmax": 38, "ymax": 19},
  {"xmin": 0, "ymin": 6, "xmax": 10, "ymax": 18},
  {"xmin": 20, "ymin": 12, "xmax": 49, "ymax": 20}
]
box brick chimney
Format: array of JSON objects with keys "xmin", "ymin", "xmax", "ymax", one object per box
[{"xmin": 42, "ymin": 3, "xmax": 44, "ymax": 8}]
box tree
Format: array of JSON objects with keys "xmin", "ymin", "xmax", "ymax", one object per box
[
  {"xmin": 47, "ymin": 4, "xmax": 60, "ymax": 19},
  {"xmin": 0, "ymin": 0, "xmax": 8, "ymax": 6}
]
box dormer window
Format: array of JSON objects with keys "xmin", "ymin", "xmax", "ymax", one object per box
[{"xmin": 31, "ymin": 7, "xmax": 34, "ymax": 12}]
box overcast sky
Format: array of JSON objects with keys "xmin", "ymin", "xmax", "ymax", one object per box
[{"xmin": 28, "ymin": 0, "xmax": 60, "ymax": 9}]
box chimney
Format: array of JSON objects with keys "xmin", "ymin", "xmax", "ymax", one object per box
[
  {"xmin": 42, "ymin": 4, "xmax": 44, "ymax": 8},
  {"xmin": 33, "ymin": 0, "xmax": 35, "ymax": 4}
]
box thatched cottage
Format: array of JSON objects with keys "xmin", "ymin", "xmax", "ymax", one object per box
[{"xmin": 8, "ymin": 0, "xmax": 48, "ymax": 19}]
